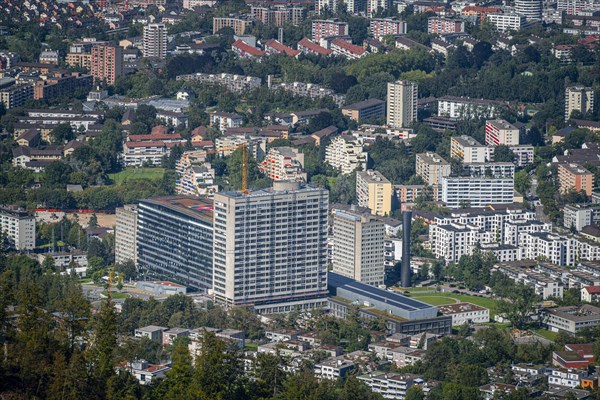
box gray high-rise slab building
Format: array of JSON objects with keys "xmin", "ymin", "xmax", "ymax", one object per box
[
  {"xmin": 136, "ymin": 196, "xmax": 214, "ymax": 290},
  {"xmin": 212, "ymin": 181, "xmax": 329, "ymax": 313}
]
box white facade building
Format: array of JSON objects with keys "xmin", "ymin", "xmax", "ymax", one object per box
[
  {"xmin": 115, "ymin": 204, "xmax": 138, "ymax": 265},
  {"xmin": 332, "ymin": 208, "xmax": 385, "ymax": 287},
  {"xmin": 325, "ymin": 136, "xmax": 367, "ymax": 175},
  {"xmin": 387, "ymin": 80, "xmax": 418, "ymax": 129},
  {"xmin": 212, "ymin": 182, "xmax": 329, "ymax": 313},
  {"xmin": 143, "ymin": 23, "xmax": 167, "ymax": 59},
  {"xmin": 259, "ymin": 147, "xmax": 306, "ymax": 182},
  {"xmin": 0, "ymin": 206, "xmax": 35, "ymax": 250},
  {"xmin": 441, "ymin": 176, "xmax": 515, "ymax": 208}
]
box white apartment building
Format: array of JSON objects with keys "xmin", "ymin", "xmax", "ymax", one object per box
[
  {"xmin": 494, "ymin": 262, "xmax": 564, "ymax": 299},
  {"xmin": 212, "ymin": 182, "xmax": 330, "ymax": 313},
  {"xmin": 176, "ymin": 73, "xmax": 261, "ymax": 94},
  {"xmin": 272, "ymin": 82, "xmax": 345, "ymax": 106},
  {"xmin": 325, "ymin": 135, "xmax": 367, "ymax": 175},
  {"xmin": 175, "ymin": 151, "xmax": 218, "ymax": 197},
  {"xmin": 429, "ymin": 223, "xmax": 485, "ymax": 262},
  {"xmin": 487, "ymin": 13, "xmax": 526, "ymax": 32},
  {"xmin": 507, "ymin": 145, "xmax": 534, "ymax": 166},
  {"xmin": 441, "ymin": 176, "xmax": 515, "ymax": 208},
  {"xmin": 0, "ymin": 206, "xmax": 35, "ymax": 250},
  {"xmin": 259, "ymin": 146, "xmax": 306, "ymax": 182},
  {"xmin": 438, "ymin": 303, "xmax": 490, "ymax": 325},
  {"xmin": 565, "ymin": 86, "xmax": 594, "ymax": 121},
  {"xmin": 415, "ymin": 152, "xmax": 451, "ymax": 186},
  {"xmin": 564, "ymin": 204, "xmax": 595, "ymax": 231},
  {"xmin": 209, "ymin": 111, "xmax": 243, "ymax": 131},
  {"xmin": 465, "ymin": 162, "xmax": 515, "ymax": 178},
  {"xmin": 358, "ymin": 372, "xmax": 423, "ymax": 399},
  {"xmin": 356, "ymin": 169, "xmax": 393, "ymax": 216},
  {"xmin": 332, "ymin": 208, "xmax": 385, "ymax": 287},
  {"xmin": 215, "ymin": 135, "xmax": 267, "ymax": 159},
  {"xmin": 122, "ymin": 141, "xmax": 172, "ymax": 167},
  {"xmin": 315, "ymin": 358, "xmax": 356, "ymax": 380},
  {"xmin": 504, "ymin": 220, "xmax": 553, "ymax": 247},
  {"xmin": 143, "ymin": 23, "xmax": 167, "ymax": 60},
  {"xmin": 438, "ymin": 96, "xmax": 503, "ymax": 119},
  {"xmin": 485, "ymin": 119, "xmax": 520, "ymax": 146},
  {"xmin": 520, "ymin": 232, "xmax": 576, "ymax": 266},
  {"xmin": 548, "ymin": 369, "xmax": 588, "ymax": 388},
  {"xmin": 387, "ymin": 80, "xmax": 418, "ymax": 128},
  {"xmin": 450, "ymin": 135, "xmax": 490, "ymax": 163},
  {"xmin": 115, "ymin": 204, "xmax": 138, "ymax": 265},
  {"xmin": 367, "ymin": 0, "xmax": 391, "ymax": 15},
  {"xmin": 370, "ymin": 18, "xmax": 407, "ymax": 40}
]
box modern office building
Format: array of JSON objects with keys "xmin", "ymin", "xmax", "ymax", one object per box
[
  {"xmin": 325, "ymin": 136, "xmax": 367, "ymax": 175},
  {"xmin": 356, "ymin": 169, "xmax": 393, "ymax": 216},
  {"xmin": 0, "ymin": 205, "xmax": 35, "ymax": 250},
  {"xmin": 441, "ymin": 176, "xmax": 515, "ymax": 208},
  {"xmin": 515, "ymin": 0, "xmax": 542, "ymax": 19},
  {"xmin": 115, "ymin": 204, "xmax": 138, "ymax": 265},
  {"xmin": 91, "ymin": 44, "xmax": 123, "ymax": 85},
  {"xmin": 485, "ymin": 119, "xmax": 520, "ymax": 146},
  {"xmin": 386, "ymin": 80, "xmax": 417, "ymax": 128},
  {"xmin": 332, "ymin": 207, "xmax": 385, "ymax": 287},
  {"xmin": 212, "ymin": 181, "xmax": 330, "ymax": 313},
  {"xmin": 143, "ymin": 23, "xmax": 167, "ymax": 60},
  {"xmin": 136, "ymin": 196, "xmax": 214, "ymax": 290},
  {"xmin": 565, "ymin": 86, "xmax": 594, "ymax": 121},
  {"xmin": 415, "ymin": 152, "xmax": 451, "ymax": 186},
  {"xmin": 558, "ymin": 163, "xmax": 594, "ymax": 196}
]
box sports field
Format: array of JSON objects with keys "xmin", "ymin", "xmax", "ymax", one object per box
[{"xmin": 109, "ymin": 168, "xmax": 165, "ymax": 184}]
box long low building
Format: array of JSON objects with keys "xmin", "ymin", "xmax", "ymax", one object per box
[
  {"xmin": 541, "ymin": 305, "xmax": 600, "ymax": 334},
  {"xmin": 327, "ymin": 272, "xmax": 452, "ymax": 335}
]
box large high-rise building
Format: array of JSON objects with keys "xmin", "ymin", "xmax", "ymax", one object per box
[
  {"xmin": 143, "ymin": 23, "xmax": 167, "ymax": 60},
  {"xmin": 485, "ymin": 119, "xmax": 520, "ymax": 146},
  {"xmin": 415, "ymin": 152, "xmax": 451, "ymax": 186},
  {"xmin": 565, "ymin": 86, "xmax": 594, "ymax": 121},
  {"xmin": 386, "ymin": 80, "xmax": 417, "ymax": 128},
  {"xmin": 91, "ymin": 44, "xmax": 123, "ymax": 85},
  {"xmin": 0, "ymin": 205, "xmax": 35, "ymax": 250},
  {"xmin": 356, "ymin": 169, "xmax": 393, "ymax": 216},
  {"xmin": 115, "ymin": 204, "xmax": 138, "ymax": 265},
  {"xmin": 515, "ymin": 0, "xmax": 542, "ymax": 20},
  {"xmin": 136, "ymin": 196, "xmax": 214, "ymax": 290},
  {"xmin": 441, "ymin": 176, "xmax": 515, "ymax": 208},
  {"xmin": 212, "ymin": 181, "xmax": 329, "ymax": 313},
  {"xmin": 332, "ymin": 207, "xmax": 385, "ymax": 287},
  {"xmin": 311, "ymin": 19, "xmax": 349, "ymax": 42}
]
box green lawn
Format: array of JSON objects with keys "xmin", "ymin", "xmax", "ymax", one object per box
[
  {"xmin": 102, "ymin": 290, "xmax": 130, "ymax": 300},
  {"xmin": 38, "ymin": 241, "xmax": 65, "ymax": 249},
  {"xmin": 407, "ymin": 292, "xmax": 500, "ymax": 317},
  {"xmin": 402, "ymin": 286, "xmax": 438, "ymax": 293},
  {"xmin": 533, "ymin": 328, "xmax": 559, "ymax": 341},
  {"xmin": 109, "ymin": 168, "xmax": 165, "ymax": 184},
  {"xmin": 244, "ymin": 343, "xmax": 258, "ymax": 352}
]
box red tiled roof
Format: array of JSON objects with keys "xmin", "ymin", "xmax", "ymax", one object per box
[
  {"xmin": 331, "ymin": 38, "xmax": 366, "ymax": 55},
  {"xmin": 264, "ymin": 39, "xmax": 300, "ymax": 57},
  {"xmin": 128, "ymin": 133, "xmax": 183, "ymax": 142},
  {"xmin": 232, "ymin": 39, "xmax": 265, "ymax": 57},
  {"xmin": 125, "ymin": 141, "xmax": 168, "ymax": 148},
  {"xmin": 298, "ymin": 37, "xmax": 333, "ymax": 55},
  {"xmin": 584, "ymin": 286, "xmax": 600, "ymax": 294}
]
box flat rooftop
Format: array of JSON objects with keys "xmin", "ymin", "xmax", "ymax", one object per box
[
  {"xmin": 328, "ymin": 272, "xmax": 438, "ymax": 320},
  {"xmin": 140, "ymin": 196, "xmax": 214, "ymax": 222}
]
